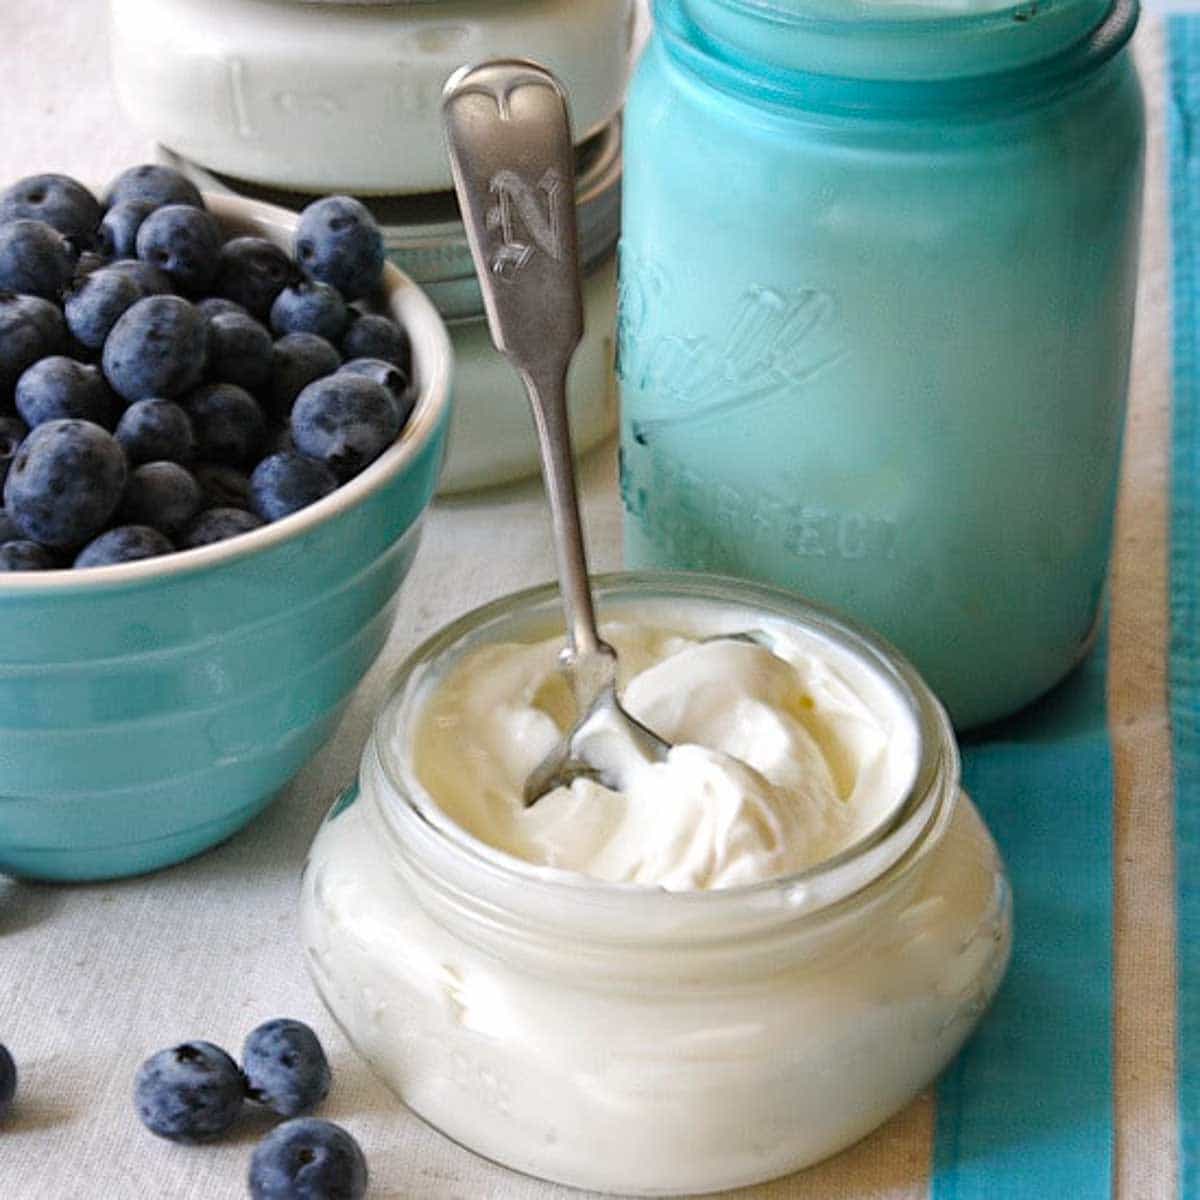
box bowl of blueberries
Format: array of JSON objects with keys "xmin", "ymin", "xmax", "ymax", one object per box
[{"xmin": 0, "ymin": 165, "xmax": 453, "ymax": 882}]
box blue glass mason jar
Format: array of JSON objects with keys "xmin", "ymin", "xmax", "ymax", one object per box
[{"xmin": 618, "ymin": 0, "xmax": 1144, "ymax": 728}]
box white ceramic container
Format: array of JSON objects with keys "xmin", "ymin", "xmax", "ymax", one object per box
[{"xmin": 108, "ymin": 0, "xmax": 634, "ymax": 194}]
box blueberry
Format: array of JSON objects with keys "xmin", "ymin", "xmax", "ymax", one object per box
[
  {"xmin": 193, "ymin": 463, "xmax": 252, "ymax": 511},
  {"xmin": 270, "ymin": 280, "xmax": 350, "ymax": 342},
  {"xmin": 197, "ymin": 297, "xmax": 246, "ymax": 321},
  {"xmin": 0, "ymin": 219, "xmax": 76, "ymax": 300},
  {"xmin": 96, "ymin": 200, "xmax": 156, "ymax": 260},
  {"xmin": 0, "ymin": 292, "xmax": 66, "ymax": 393},
  {"xmin": 291, "ymin": 374, "xmax": 400, "ymax": 480},
  {"xmin": 4, "ymin": 419, "xmax": 126, "ymax": 548},
  {"xmin": 250, "ymin": 452, "xmax": 338, "ymax": 523},
  {"xmin": 338, "ymin": 358, "xmax": 414, "ymax": 430},
  {"xmin": 136, "ymin": 204, "xmax": 221, "ymax": 295},
  {"xmin": 181, "ymin": 383, "xmax": 266, "ymax": 467},
  {"xmin": 181, "ymin": 506, "xmax": 264, "ymax": 548},
  {"xmin": 72, "ymin": 250, "xmax": 110, "ymax": 281},
  {"xmin": 118, "ymin": 462, "xmax": 203, "ymax": 537},
  {"xmin": 208, "ymin": 310, "xmax": 273, "ymax": 391},
  {"xmin": 133, "ymin": 1041, "xmax": 244, "ymax": 1142},
  {"xmin": 104, "ymin": 164, "xmax": 205, "ymax": 212},
  {"xmin": 268, "ymin": 333, "xmax": 340, "ymax": 420},
  {"xmin": 74, "ymin": 524, "xmax": 174, "ymax": 568},
  {"xmin": 5, "ymin": 290, "xmax": 65, "ymax": 342},
  {"xmin": 103, "ymin": 295, "xmax": 208, "ymax": 402},
  {"xmin": 0, "ymin": 416, "xmax": 28, "ymax": 489},
  {"xmin": 115, "ymin": 399, "xmax": 196, "ymax": 465},
  {"xmin": 64, "ymin": 266, "xmax": 148, "ymax": 350},
  {"xmin": 0, "ymin": 174, "xmax": 102, "ymax": 251},
  {"xmin": 341, "ymin": 313, "xmax": 410, "ymax": 374},
  {"xmin": 15, "ymin": 357, "xmax": 117, "ymax": 429},
  {"xmin": 0, "ymin": 506, "xmax": 21, "ymax": 542},
  {"xmin": 105, "ymin": 258, "xmax": 173, "ymax": 295},
  {"xmin": 0, "ymin": 540, "xmax": 56, "ymax": 571},
  {"xmin": 295, "ymin": 197, "xmax": 384, "ymax": 302},
  {"xmin": 242, "ymin": 1020, "xmax": 331, "ymax": 1117},
  {"xmin": 213, "ymin": 237, "xmax": 298, "ymax": 320},
  {"xmin": 248, "ymin": 1118, "xmax": 368, "ymax": 1200},
  {"xmin": 0, "ymin": 1044, "xmax": 13, "ymax": 1118}
]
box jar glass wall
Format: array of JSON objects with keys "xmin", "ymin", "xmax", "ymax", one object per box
[
  {"xmin": 300, "ymin": 574, "xmax": 1012, "ymax": 1195},
  {"xmin": 618, "ymin": 0, "xmax": 1145, "ymax": 728}
]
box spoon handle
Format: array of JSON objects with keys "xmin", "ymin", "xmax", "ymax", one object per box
[{"xmin": 443, "ymin": 60, "xmax": 611, "ymax": 670}]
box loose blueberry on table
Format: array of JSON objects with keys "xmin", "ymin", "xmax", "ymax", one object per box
[
  {"xmin": 0, "ymin": 164, "xmax": 416, "ymax": 572},
  {"xmin": 0, "ymin": 1042, "xmax": 16, "ymax": 1119},
  {"xmin": 248, "ymin": 1118, "xmax": 368, "ymax": 1200},
  {"xmin": 133, "ymin": 1040, "xmax": 245, "ymax": 1142},
  {"xmin": 130, "ymin": 1021, "xmax": 365, "ymax": 1196},
  {"xmin": 242, "ymin": 1019, "xmax": 332, "ymax": 1118}
]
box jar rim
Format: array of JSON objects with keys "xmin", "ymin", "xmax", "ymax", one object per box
[
  {"xmin": 687, "ymin": 0, "xmax": 1106, "ymax": 34},
  {"xmin": 368, "ymin": 571, "xmax": 961, "ymax": 928},
  {"xmin": 656, "ymin": 0, "xmax": 1138, "ymax": 113}
]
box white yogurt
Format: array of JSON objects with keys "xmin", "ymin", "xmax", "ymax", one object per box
[
  {"xmin": 300, "ymin": 580, "xmax": 1011, "ymax": 1195},
  {"xmin": 411, "ymin": 618, "xmax": 919, "ymax": 889}
]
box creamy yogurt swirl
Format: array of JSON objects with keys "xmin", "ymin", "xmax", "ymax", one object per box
[{"xmin": 410, "ymin": 617, "xmax": 919, "ymax": 890}]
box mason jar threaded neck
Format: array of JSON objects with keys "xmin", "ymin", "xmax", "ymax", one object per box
[{"xmin": 658, "ymin": 0, "xmax": 1137, "ymax": 114}]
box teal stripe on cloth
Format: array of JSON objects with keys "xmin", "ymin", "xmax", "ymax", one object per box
[
  {"xmin": 932, "ymin": 644, "xmax": 1113, "ymax": 1198},
  {"xmin": 1168, "ymin": 21, "xmax": 1200, "ymax": 1199}
]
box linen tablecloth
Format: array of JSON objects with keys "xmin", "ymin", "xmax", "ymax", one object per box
[{"xmin": 0, "ymin": 3, "xmax": 1180, "ymax": 1197}]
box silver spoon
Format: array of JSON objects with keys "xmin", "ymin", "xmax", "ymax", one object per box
[{"xmin": 442, "ymin": 59, "xmax": 671, "ymax": 806}]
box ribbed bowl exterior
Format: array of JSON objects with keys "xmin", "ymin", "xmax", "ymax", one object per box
[{"xmin": 0, "ymin": 194, "xmax": 452, "ymax": 881}]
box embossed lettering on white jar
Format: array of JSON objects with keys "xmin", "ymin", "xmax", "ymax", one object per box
[{"xmin": 108, "ymin": 0, "xmax": 634, "ymax": 194}]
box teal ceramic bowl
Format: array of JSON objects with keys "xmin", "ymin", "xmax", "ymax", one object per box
[{"xmin": 0, "ymin": 194, "xmax": 453, "ymax": 882}]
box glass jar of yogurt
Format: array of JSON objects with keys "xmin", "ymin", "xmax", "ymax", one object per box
[
  {"xmin": 619, "ymin": 0, "xmax": 1145, "ymax": 728},
  {"xmin": 300, "ymin": 573, "xmax": 1011, "ymax": 1195}
]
